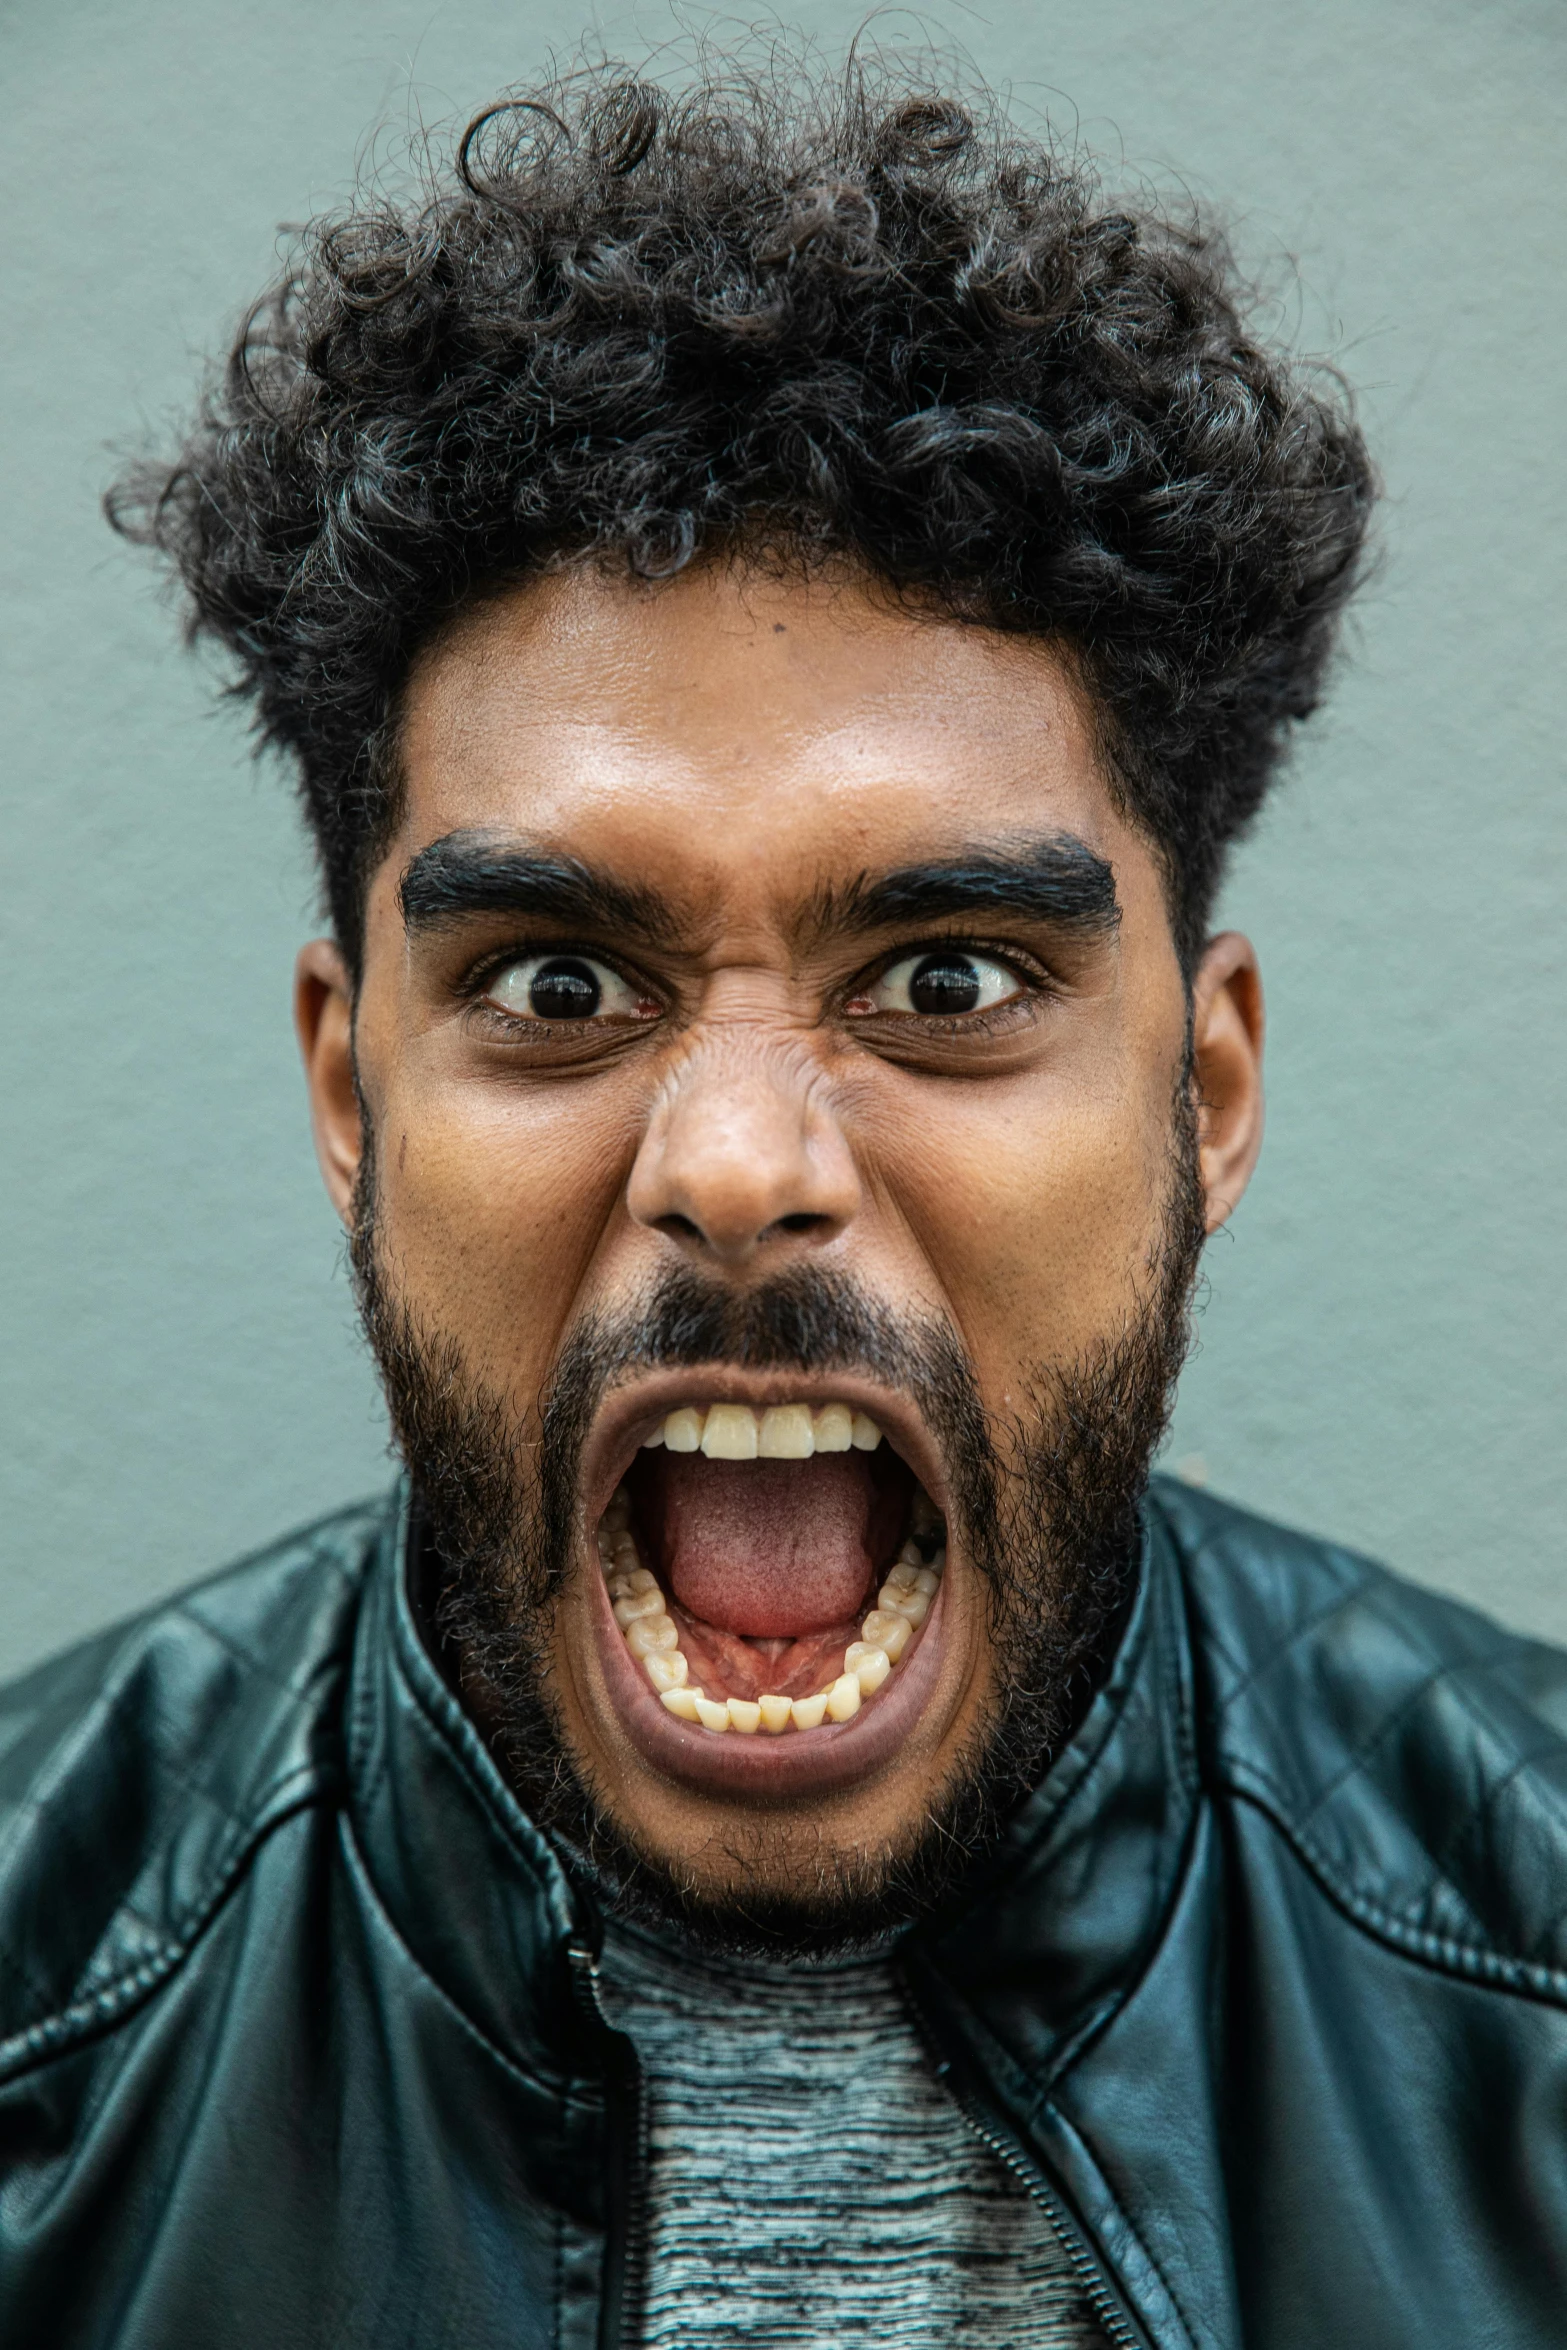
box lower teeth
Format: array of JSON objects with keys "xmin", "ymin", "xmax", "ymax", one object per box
[{"xmin": 598, "ymin": 1485, "xmax": 945, "ymax": 1734}]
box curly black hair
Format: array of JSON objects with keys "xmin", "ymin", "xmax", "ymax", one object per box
[{"xmin": 109, "ymin": 50, "xmax": 1374, "ymax": 973}]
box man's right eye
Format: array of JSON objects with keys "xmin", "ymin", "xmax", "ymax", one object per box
[{"xmin": 484, "ymin": 953, "xmax": 651, "ymax": 1022}]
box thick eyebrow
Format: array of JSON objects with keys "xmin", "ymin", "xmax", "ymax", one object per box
[
  {"xmin": 398, "ymin": 827, "xmax": 1118, "ymax": 957},
  {"xmin": 399, "ymin": 832, "xmax": 675, "ymax": 945},
  {"xmin": 807, "ymin": 834, "xmax": 1120, "ymax": 945}
]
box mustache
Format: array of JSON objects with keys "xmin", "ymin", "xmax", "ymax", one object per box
[
  {"xmin": 558, "ymin": 1259, "xmax": 947, "ymax": 1382},
  {"xmin": 544, "ymin": 1259, "xmax": 982, "ymax": 1431},
  {"xmin": 538, "ymin": 1259, "xmax": 998, "ymax": 1551}
]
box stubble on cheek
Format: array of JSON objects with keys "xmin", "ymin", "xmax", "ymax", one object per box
[{"xmin": 370, "ymin": 1092, "xmax": 629, "ymax": 1412}]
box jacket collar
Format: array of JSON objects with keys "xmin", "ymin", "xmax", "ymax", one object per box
[
  {"xmin": 345, "ymin": 1492, "xmax": 598, "ymax": 2085},
  {"xmin": 346, "ymin": 1486, "xmax": 1197, "ymax": 2085},
  {"xmin": 906, "ymin": 1499, "xmax": 1199, "ymax": 2103}
]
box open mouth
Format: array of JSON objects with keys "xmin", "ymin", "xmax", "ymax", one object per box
[{"xmin": 593, "ymin": 1399, "xmax": 946, "ymax": 1750}]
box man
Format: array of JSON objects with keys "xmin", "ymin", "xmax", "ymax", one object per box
[{"xmin": 2, "ymin": 51, "xmax": 1563, "ymax": 2350}]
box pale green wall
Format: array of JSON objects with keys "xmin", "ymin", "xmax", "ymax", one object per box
[{"xmin": 1, "ymin": 0, "xmax": 1563, "ymax": 1675}]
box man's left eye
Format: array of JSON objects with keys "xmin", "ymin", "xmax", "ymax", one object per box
[
  {"xmin": 484, "ymin": 953, "xmax": 648, "ymax": 1022},
  {"xmin": 856, "ymin": 949, "xmax": 1025, "ymax": 1018}
]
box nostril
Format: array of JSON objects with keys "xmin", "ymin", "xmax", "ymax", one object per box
[{"xmin": 650, "ymin": 1205, "xmax": 834, "ymax": 1255}]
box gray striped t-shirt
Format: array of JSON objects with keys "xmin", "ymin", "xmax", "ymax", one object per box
[{"xmin": 596, "ymin": 1917, "xmax": 1111, "ymax": 2348}]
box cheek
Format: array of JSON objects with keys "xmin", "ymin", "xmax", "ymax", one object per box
[
  {"xmin": 371, "ymin": 1073, "xmax": 633, "ymax": 1374},
  {"xmin": 868, "ymin": 1068, "xmax": 1175, "ymax": 1368}
]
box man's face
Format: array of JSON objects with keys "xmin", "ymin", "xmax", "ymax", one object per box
[{"xmin": 299, "ymin": 560, "xmax": 1262, "ymax": 1936}]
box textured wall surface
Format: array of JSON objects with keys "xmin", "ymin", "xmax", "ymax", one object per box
[{"xmin": 1, "ymin": 0, "xmax": 1562, "ymax": 1675}]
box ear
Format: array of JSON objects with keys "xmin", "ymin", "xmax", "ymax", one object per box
[
  {"xmin": 295, "ymin": 939, "xmax": 362, "ymax": 1225},
  {"xmin": 1189, "ymin": 931, "xmax": 1265, "ymax": 1234}
]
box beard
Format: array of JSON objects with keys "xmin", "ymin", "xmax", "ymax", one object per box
[{"xmin": 349, "ymin": 1091, "xmax": 1205, "ymax": 1958}]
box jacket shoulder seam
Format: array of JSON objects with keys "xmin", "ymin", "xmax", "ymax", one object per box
[
  {"xmin": 1224, "ymin": 1766, "xmax": 1567, "ymax": 2004},
  {"xmin": 1159, "ymin": 1486, "xmax": 1567, "ymax": 1991},
  {"xmin": 0, "ymin": 1762, "xmax": 340, "ymax": 2086}
]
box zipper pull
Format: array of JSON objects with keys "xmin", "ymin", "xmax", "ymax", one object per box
[{"xmin": 567, "ymin": 1935, "xmax": 609, "ymax": 2026}]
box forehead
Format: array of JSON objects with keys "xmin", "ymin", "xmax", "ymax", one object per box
[{"xmin": 395, "ymin": 561, "xmax": 1133, "ymax": 904}]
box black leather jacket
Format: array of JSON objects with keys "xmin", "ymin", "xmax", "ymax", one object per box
[{"xmin": 3, "ymin": 1477, "xmax": 1566, "ymax": 2348}]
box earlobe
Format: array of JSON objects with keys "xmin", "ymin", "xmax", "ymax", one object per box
[
  {"xmin": 1189, "ymin": 931, "xmax": 1265, "ymax": 1234},
  {"xmin": 294, "ymin": 940, "xmax": 362, "ymax": 1224}
]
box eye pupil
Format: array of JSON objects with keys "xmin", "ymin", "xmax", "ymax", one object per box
[
  {"xmin": 909, "ymin": 953, "xmax": 982, "ymax": 1015},
  {"xmin": 528, "ymin": 956, "xmax": 601, "ymax": 1019}
]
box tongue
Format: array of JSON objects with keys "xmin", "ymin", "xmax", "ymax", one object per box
[{"xmin": 640, "ymin": 1453, "xmax": 890, "ymax": 1637}]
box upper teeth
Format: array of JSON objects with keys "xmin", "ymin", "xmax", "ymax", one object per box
[{"xmin": 643, "ymin": 1402, "xmax": 883, "ymax": 1459}]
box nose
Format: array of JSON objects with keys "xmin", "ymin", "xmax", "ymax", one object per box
[{"xmin": 626, "ymin": 1032, "xmax": 861, "ymax": 1268}]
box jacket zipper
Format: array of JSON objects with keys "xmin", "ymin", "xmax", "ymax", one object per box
[
  {"xmin": 567, "ymin": 1940, "xmax": 650, "ymax": 2350},
  {"xmin": 946, "ymin": 2074, "xmax": 1146, "ymax": 2350},
  {"xmin": 898, "ymin": 1977, "xmax": 1147, "ymax": 2350}
]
